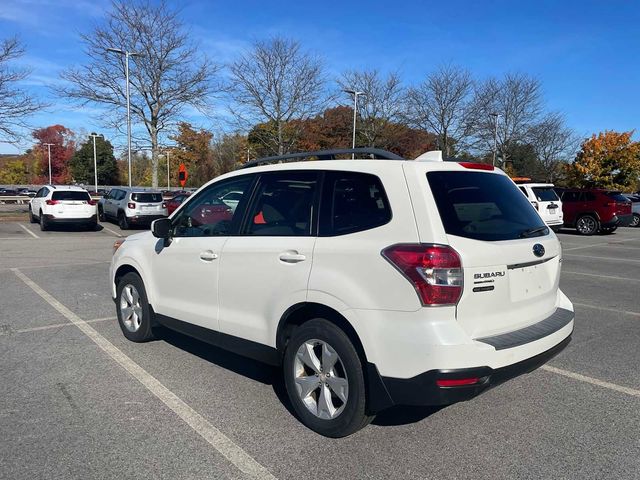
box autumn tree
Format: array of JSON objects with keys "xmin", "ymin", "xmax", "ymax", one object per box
[
  {"xmin": 567, "ymin": 131, "xmax": 640, "ymax": 190},
  {"xmin": 296, "ymin": 106, "xmax": 353, "ymax": 152},
  {"xmin": 404, "ymin": 65, "xmax": 473, "ymax": 157},
  {"xmin": 169, "ymin": 122, "xmax": 214, "ymax": 186},
  {"xmin": 339, "ymin": 70, "xmax": 404, "ymax": 149},
  {"xmin": 229, "ymin": 36, "xmax": 329, "ymax": 155},
  {"xmin": 32, "ymin": 125, "xmax": 75, "ymax": 184},
  {"xmin": 0, "ymin": 159, "xmax": 28, "ymax": 184},
  {"xmin": 60, "ymin": 0, "xmax": 219, "ymax": 188},
  {"xmin": 70, "ymin": 134, "xmax": 119, "ymax": 186},
  {"xmin": 0, "ymin": 37, "xmax": 45, "ymax": 144}
]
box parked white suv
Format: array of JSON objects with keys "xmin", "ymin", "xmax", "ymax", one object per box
[
  {"xmin": 110, "ymin": 149, "xmax": 574, "ymax": 437},
  {"xmin": 516, "ymin": 182, "xmax": 564, "ymax": 232},
  {"xmin": 98, "ymin": 187, "xmax": 167, "ymax": 229},
  {"xmin": 29, "ymin": 185, "xmax": 98, "ymax": 231}
]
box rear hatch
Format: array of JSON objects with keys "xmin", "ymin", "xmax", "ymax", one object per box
[
  {"xmin": 131, "ymin": 192, "xmax": 166, "ymax": 216},
  {"xmin": 50, "ymin": 191, "xmax": 95, "ymax": 218},
  {"xmin": 427, "ymin": 170, "xmax": 561, "ymax": 339},
  {"xmin": 605, "ymin": 192, "xmax": 632, "ymax": 219},
  {"xmin": 530, "ymin": 185, "xmax": 562, "ymax": 225}
]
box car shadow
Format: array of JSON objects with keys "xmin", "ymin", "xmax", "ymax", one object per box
[
  {"xmin": 39, "ymin": 223, "xmax": 104, "ymax": 233},
  {"xmin": 154, "ymin": 326, "xmax": 446, "ymax": 427}
]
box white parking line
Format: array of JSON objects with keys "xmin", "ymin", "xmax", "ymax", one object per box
[
  {"xmin": 11, "ymin": 268, "xmax": 276, "ymax": 480},
  {"xmin": 563, "ymin": 253, "xmax": 640, "ymax": 263},
  {"xmin": 572, "ymin": 302, "xmax": 640, "ymax": 317},
  {"xmin": 1, "ymin": 317, "xmax": 116, "ymax": 336},
  {"xmin": 101, "ymin": 225, "xmax": 123, "ymax": 237},
  {"xmin": 563, "ymin": 270, "xmax": 640, "ymax": 282},
  {"xmin": 0, "ymin": 261, "xmax": 111, "ymax": 272},
  {"xmin": 542, "ymin": 365, "xmax": 640, "ymax": 398},
  {"xmin": 17, "ymin": 223, "xmax": 39, "ymax": 239}
]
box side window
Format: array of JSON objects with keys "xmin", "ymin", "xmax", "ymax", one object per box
[
  {"xmin": 320, "ymin": 171, "xmax": 392, "ymax": 236},
  {"xmin": 585, "ymin": 192, "xmax": 596, "ymax": 202},
  {"xmin": 244, "ymin": 171, "xmax": 319, "ymax": 236},
  {"xmin": 562, "ymin": 192, "xmax": 578, "ymax": 203},
  {"xmin": 173, "ymin": 175, "xmax": 254, "ymax": 237},
  {"xmin": 35, "ymin": 188, "xmax": 45, "ymax": 198},
  {"xmin": 518, "ymin": 187, "xmax": 528, "ymax": 197}
]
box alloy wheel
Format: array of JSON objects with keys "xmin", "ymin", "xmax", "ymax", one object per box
[
  {"xmin": 577, "ymin": 216, "xmax": 596, "ymax": 234},
  {"xmin": 293, "ymin": 339, "xmax": 349, "ymax": 420},
  {"xmin": 120, "ymin": 284, "xmax": 143, "ymax": 332}
]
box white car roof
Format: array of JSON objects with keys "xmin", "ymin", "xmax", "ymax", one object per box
[{"xmin": 45, "ymin": 185, "xmax": 89, "ymax": 191}]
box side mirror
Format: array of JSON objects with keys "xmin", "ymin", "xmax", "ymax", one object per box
[{"xmin": 151, "ymin": 218, "xmax": 172, "ymax": 239}]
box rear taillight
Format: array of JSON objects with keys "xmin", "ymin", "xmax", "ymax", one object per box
[
  {"xmin": 128, "ymin": 202, "xmax": 136, "ymax": 209},
  {"xmin": 88, "ymin": 199, "xmax": 97, "ymax": 205},
  {"xmin": 382, "ymin": 244, "xmax": 463, "ymax": 306},
  {"xmin": 162, "ymin": 202, "xmax": 167, "ymax": 208},
  {"xmin": 45, "ymin": 199, "xmax": 59, "ymax": 205}
]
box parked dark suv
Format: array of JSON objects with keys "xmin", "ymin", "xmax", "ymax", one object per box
[{"xmin": 559, "ymin": 189, "xmax": 633, "ymax": 235}]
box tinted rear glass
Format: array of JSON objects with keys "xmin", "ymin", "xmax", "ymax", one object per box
[
  {"xmin": 132, "ymin": 193, "xmax": 163, "ymax": 202},
  {"xmin": 52, "ymin": 191, "xmax": 91, "ymax": 201},
  {"xmin": 606, "ymin": 192, "xmax": 630, "ymax": 203},
  {"xmin": 532, "ymin": 187, "xmax": 559, "ymax": 202},
  {"xmin": 427, "ymin": 171, "xmax": 547, "ymax": 241}
]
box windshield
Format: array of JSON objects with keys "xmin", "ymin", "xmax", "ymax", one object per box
[
  {"xmin": 427, "ymin": 171, "xmax": 547, "ymax": 241},
  {"xmin": 132, "ymin": 193, "xmax": 163, "ymax": 202},
  {"xmin": 532, "ymin": 187, "xmax": 559, "ymax": 202},
  {"xmin": 52, "ymin": 191, "xmax": 91, "ymax": 201}
]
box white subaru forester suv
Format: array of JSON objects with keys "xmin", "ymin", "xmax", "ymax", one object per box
[{"xmin": 110, "ymin": 148, "xmax": 574, "ymax": 437}]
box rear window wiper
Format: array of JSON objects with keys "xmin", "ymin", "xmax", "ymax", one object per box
[{"xmin": 519, "ymin": 226, "xmax": 549, "ymax": 238}]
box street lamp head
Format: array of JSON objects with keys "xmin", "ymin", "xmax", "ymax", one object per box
[
  {"xmin": 106, "ymin": 47, "xmax": 125, "ymax": 55},
  {"xmin": 129, "ymin": 51, "xmax": 144, "ymax": 58}
]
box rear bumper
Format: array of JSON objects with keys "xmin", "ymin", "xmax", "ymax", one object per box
[
  {"xmin": 127, "ymin": 214, "xmax": 166, "ymax": 225},
  {"xmin": 373, "ymin": 334, "xmax": 571, "ymax": 409},
  {"xmin": 601, "ymin": 214, "xmax": 633, "ymax": 228},
  {"xmin": 43, "ymin": 214, "xmax": 97, "ymax": 225}
]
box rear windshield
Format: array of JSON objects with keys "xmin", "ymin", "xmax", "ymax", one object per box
[
  {"xmin": 427, "ymin": 171, "xmax": 547, "ymax": 241},
  {"xmin": 606, "ymin": 192, "xmax": 630, "ymax": 203},
  {"xmin": 131, "ymin": 193, "xmax": 163, "ymax": 202},
  {"xmin": 52, "ymin": 191, "xmax": 91, "ymax": 201},
  {"xmin": 532, "ymin": 187, "xmax": 559, "ymax": 202}
]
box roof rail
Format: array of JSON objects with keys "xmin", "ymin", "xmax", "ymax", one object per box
[{"xmin": 240, "ymin": 148, "xmax": 404, "ymax": 169}]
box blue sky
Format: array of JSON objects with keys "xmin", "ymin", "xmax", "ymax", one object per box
[{"xmin": 0, "ymin": 0, "xmax": 638, "ymax": 154}]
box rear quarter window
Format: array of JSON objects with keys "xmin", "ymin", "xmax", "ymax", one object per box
[{"xmin": 427, "ymin": 171, "xmax": 547, "ymax": 241}]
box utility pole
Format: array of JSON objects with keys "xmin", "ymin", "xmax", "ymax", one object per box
[
  {"xmin": 43, "ymin": 143, "xmax": 55, "ymax": 184},
  {"xmin": 106, "ymin": 48, "xmax": 143, "ymax": 187},
  {"xmin": 343, "ymin": 89, "xmax": 366, "ymax": 159},
  {"xmin": 490, "ymin": 112, "xmax": 500, "ymax": 167},
  {"xmin": 89, "ymin": 133, "xmax": 103, "ymax": 193}
]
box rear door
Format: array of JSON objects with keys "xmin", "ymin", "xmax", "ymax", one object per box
[
  {"xmin": 531, "ymin": 186, "xmax": 562, "ymax": 224},
  {"xmin": 51, "ymin": 190, "xmax": 94, "ymax": 218},
  {"xmin": 131, "ymin": 192, "xmax": 165, "ymax": 217},
  {"xmin": 560, "ymin": 191, "xmax": 580, "ymax": 225},
  {"xmin": 218, "ymin": 170, "xmax": 319, "ymax": 346},
  {"xmin": 426, "ymin": 169, "xmax": 561, "ymax": 339}
]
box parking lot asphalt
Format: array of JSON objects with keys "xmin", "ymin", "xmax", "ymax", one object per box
[{"xmin": 1, "ymin": 220, "xmax": 639, "ymax": 479}]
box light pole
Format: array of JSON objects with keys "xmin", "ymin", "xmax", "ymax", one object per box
[
  {"xmin": 490, "ymin": 112, "xmax": 500, "ymax": 167},
  {"xmin": 89, "ymin": 133, "xmax": 104, "ymax": 193},
  {"xmin": 107, "ymin": 47, "xmax": 143, "ymax": 187},
  {"xmin": 43, "ymin": 143, "xmax": 55, "ymax": 184},
  {"xmin": 343, "ymin": 89, "xmax": 366, "ymax": 159}
]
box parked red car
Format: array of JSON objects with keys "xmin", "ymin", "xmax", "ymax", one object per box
[
  {"xmin": 559, "ymin": 189, "xmax": 633, "ymax": 235},
  {"xmin": 165, "ymin": 193, "xmax": 191, "ymax": 215}
]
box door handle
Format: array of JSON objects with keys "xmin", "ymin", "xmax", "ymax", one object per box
[
  {"xmin": 199, "ymin": 250, "xmax": 218, "ymax": 262},
  {"xmin": 279, "ymin": 251, "xmax": 306, "ymax": 263}
]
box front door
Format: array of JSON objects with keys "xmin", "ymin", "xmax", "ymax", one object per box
[
  {"xmin": 152, "ymin": 175, "xmax": 255, "ymax": 331},
  {"xmin": 218, "ymin": 170, "xmax": 320, "ymax": 346}
]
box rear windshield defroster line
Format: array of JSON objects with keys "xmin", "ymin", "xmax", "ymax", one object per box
[{"xmin": 427, "ymin": 171, "xmax": 548, "ymax": 241}]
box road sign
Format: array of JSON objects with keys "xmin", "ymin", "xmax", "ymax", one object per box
[{"xmin": 178, "ymin": 163, "xmax": 188, "ymax": 188}]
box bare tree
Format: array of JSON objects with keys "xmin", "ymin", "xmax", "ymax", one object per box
[
  {"xmin": 229, "ymin": 37, "xmax": 328, "ymax": 156},
  {"xmin": 528, "ymin": 113, "xmax": 578, "ymax": 182},
  {"xmin": 0, "ymin": 37, "xmax": 45, "ymax": 144},
  {"xmin": 59, "ymin": 0, "xmax": 219, "ymax": 187},
  {"xmin": 339, "ymin": 69, "xmax": 404, "ymax": 149},
  {"xmin": 404, "ymin": 65, "xmax": 473, "ymax": 157},
  {"xmin": 468, "ymin": 73, "xmax": 543, "ymax": 165}
]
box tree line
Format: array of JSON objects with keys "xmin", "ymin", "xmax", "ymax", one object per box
[{"xmin": 0, "ymin": 0, "xmax": 638, "ymax": 191}]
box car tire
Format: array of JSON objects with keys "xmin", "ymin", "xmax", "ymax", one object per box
[
  {"xmin": 576, "ymin": 214, "xmax": 599, "ymax": 235},
  {"xmin": 39, "ymin": 211, "xmax": 48, "ymax": 231},
  {"xmin": 116, "ymin": 272, "xmax": 155, "ymax": 342},
  {"xmin": 98, "ymin": 207, "xmax": 106, "ymax": 222},
  {"xmin": 631, "ymin": 213, "xmax": 640, "ymax": 228},
  {"xmin": 28, "ymin": 207, "xmax": 37, "ymax": 223},
  {"xmin": 283, "ymin": 318, "xmax": 374, "ymax": 438},
  {"xmin": 118, "ymin": 212, "xmax": 129, "ymax": 230}
]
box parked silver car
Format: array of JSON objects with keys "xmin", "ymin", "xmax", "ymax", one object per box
[
  {"xmin": 98, "ymin": 187, "xmax": 167, "ymax": 229},
  {"xmin": 624, "ymin": 194, "xmax": 640, "ymax": 227}
]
